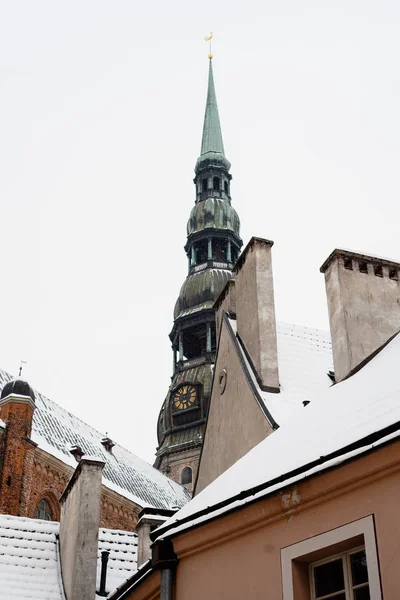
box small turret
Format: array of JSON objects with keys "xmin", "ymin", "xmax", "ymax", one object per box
[{"xmin": 0, "ymin": 378, "xmax": 37, "ymax": 515}]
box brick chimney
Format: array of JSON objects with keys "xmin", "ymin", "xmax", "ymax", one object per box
[
  {"xmin": 320, "ymin": 248, "xmax": 400, "ymax": 382},
  {"xmin": 59, "ymin": 456, "xmax": 105, "ymax": 600},
  {"xmin": 0, "ymin": 381, "xmax": 37, "ymax": 516},
  {"xmin": 233, "ymin": 237, "xmax": 279, "ymax": 391}
]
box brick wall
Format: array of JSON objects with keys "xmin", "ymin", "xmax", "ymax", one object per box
[
  {"xmin": 0, "ymin": 442, "xmax": 141, "ymax": 531},
  {"xmin": 0, "ymin": 399, "xmax": 36, "ymax": 515}
]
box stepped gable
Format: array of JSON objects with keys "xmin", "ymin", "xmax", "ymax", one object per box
[{"xmin": 0, "ymin": 369, "xmax": 189, "ymax": 510}]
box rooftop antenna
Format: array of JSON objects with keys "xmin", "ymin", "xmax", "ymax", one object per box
[
  {"xmin": 204, "ymin": 31, "xmax": 213, "ymax": 59},
  {"xmin": 19, "ymin": 360, "xmax": 27, "ymax": 378}
]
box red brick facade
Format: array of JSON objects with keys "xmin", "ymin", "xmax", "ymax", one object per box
[{"xmin": 0, "ymin": 395, "xmax": 140, "ymax": 531}]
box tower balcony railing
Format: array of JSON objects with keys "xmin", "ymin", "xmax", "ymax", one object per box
[
  {"xmin": 199, "ymin": 189, "xmax": 222, "ymax": 202},
  {"xmin": 175, "ymin": 353, "xmax": 215, "ymax": 372},
  {"xmin": 190, "ymin": 259, "xmax": 233, "ymax": 275}
]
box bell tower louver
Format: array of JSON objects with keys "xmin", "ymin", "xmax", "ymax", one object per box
[{"xmin": 154, "ymin": 57, "xmax": 243, "ymax": 491}]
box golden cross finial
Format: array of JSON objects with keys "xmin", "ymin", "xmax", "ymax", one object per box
[{"xmin": 204, "ymin": 32, "xmax": 213, "ymax": 59}]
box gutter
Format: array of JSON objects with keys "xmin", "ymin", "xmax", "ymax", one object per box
[{"xmin": 153, "ymin": 419, "xmax": 400, "ymax": 542}]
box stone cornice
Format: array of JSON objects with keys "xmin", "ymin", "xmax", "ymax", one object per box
[
  {"xmin": 0, "ymin": 394, "xmax": 36, "ymax": 412},
  {"xmin": 233, "ymin": 236, "xmax": 274, "ymax": 275},
  {"xmin": 320, "ymin": 247, "xmax": 400, "ymax": 273}
]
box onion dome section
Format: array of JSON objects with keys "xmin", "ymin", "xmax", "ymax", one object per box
[
  {"xmin": 187, "ymin": 198, "xmax": 241, "ymax": 237},
  {"xmin": 1, "ymin": 379, "xmax": 35, "ymax": 402},
  {"xmin": 174, "ymin": 268, "xmax": 232, "ymax": 320}
]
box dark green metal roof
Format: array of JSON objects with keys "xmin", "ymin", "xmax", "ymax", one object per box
[
  {"xmin": 195, "ymin": 59, "xmax": 231, "ymax": 173},
  {"xmin": 201, "ymin": 59, "xmax": 224, "ymax": 156},
  {"xmin": 174, "ymin": 268, "xmax": 232, "ymax": 320},
  {"xmin": 187, "ymin": 197, "xmax": 240, "ymax": 237}
]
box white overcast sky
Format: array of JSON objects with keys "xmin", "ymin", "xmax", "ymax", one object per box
[{"xmin": 1, "ymin": 0, "xmax": 400, "ymax": 463}]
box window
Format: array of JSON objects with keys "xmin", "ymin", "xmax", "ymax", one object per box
[
  {"xmin": 202, "ymin": 178, "xmax": 208, "ymax": 192},
  {"xmin": 224, "ymin": 181, "xmax": 229, "ymax": 193},
  {"xmin": 373, "ymin": 265, "xmax": 383, "ymax": 278},
  {"xmin": 181, "ymin": 466, "xmax": 193, "ymax": 485},
  {"xmin": 311, "ymin": 547, "xmax": 370, "ymax": 600},
  {"xmin": 281, "ymin": 516, "xmax": 381, "ymax": 600},
  {"xmin": 213, "ymin": 176, "xmax": 220, "ymax": 191},
  {"xmin": 34, "ymin": 498, "xmax": 52, "ymax": 521}
]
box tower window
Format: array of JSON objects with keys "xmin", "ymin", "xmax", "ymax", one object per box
[
  {"xmin": 202, "ymin": 178, "xmax": 208, "ymax": 192},
  {"xmin": 34, "ymin": 498, "xmax": 52, "ymax": 521},
  {"xmin": 213, "ymin": 177, "xmax": 220, "ymax": 191},
  {"xmin": 224, "ymin": 181, "xmax": 228, "ymax": 193},
  {"xmin": 181, "ymin": 466, "xmax": 193, "ymax": 485}
]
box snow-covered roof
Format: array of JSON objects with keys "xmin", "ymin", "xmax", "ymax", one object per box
[
  {"xmin": 0, "ymin": 514, "xmax": 64, "ymax": 600},
  {"xmin": 275, "ymin": 321, "xmax": 332, "ymax": 421},
  {"xmin": 155, "ymin": 330, "xmax": 400, "ymax": 540},
  {"xmin": 0, "ymin": 369, "xmax": 189, "ymax": 510},
  {"xmin": 230, "ymin": 318, "xmax": 333, "ymax": 425},
  {"xmin": 96, "ymin": 527, "xmax": 138, "ymax": 597},
  {"xmin": 0, "ymin": 515, "xmax": 139, "ymax": 600}
]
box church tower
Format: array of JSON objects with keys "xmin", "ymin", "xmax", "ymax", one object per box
[{"xmin": 154, "ymin": 57, "xmax": 242, "ymax": 491}]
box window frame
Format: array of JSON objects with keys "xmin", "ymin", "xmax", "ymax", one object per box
[
  {"xmin": 281, "ymin": 516, "xmax": 381, "ymax": 600},
  {"xmin": 310, "ymin": 545, "xmax": 370, "ymax": 600}
]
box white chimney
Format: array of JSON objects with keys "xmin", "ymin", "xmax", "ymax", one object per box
[
  {"xmin": 321, "ymin": 248, "xmax": 400, "ymax": 382},
  {"xmin": 59, "ymin": 456, "xmax": 105, "ymax": 600}
]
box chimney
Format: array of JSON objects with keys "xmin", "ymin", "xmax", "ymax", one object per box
[
  {"xmin": 59, "ymin": 456, "xmax": 105, "ymax": 600},
  {"xmin": 136, "ymin": 508, "xmax": 176, "ymax": 567},
  {"xmin": 233, "ymin": 237, "xmax": 279, "ymax": 392},
  {"xmin": 0, "ymin": 381, "xmax": 37, "ymax": 516},
  {"xmin": 320, "ymin": 248, "xmax": 400, "ymax": 382}
]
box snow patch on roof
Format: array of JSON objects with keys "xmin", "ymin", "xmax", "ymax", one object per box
[
  {"xmin": 230, "ymin": 319, "xmax": 333, "ymax": 424},
  {"xmin": 96, "ymin": 527, "xmax": 138, "ymax": 596},
  {"xmin": 0, "ymin": 515, "xmax": 139, "ymax": 600},
  {"xmin": 0, "ymin": 514, "xmax": 65, "ymax": 600}
]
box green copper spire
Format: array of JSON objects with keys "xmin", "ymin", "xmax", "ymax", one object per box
[{"xmin": 200, "ymin": 59, "xmax": 225, "ymax": 157}]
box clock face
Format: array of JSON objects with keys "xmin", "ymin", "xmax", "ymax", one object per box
[{"xmin": 173, "ymin": 385, "xmax": 197, "ymax": 410}]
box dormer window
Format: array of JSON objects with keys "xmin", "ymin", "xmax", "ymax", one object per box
[
  {"xmin": 101, "ymin": 437, "xmax": 115, "ymax": 453},
  {"xmin": 69, "ymin": 445, "xmax": 84, "ymax": 462},
  {"xmin": 213, "ymin": 177, "xmax": 220, "ymax": 191}
]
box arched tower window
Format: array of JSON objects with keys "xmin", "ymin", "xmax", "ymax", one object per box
[
  {"xmin": 202, "ymin": 178, "xmax": 208, "ymax": 192},
  {"xmin": 224, "ymin": 181, "xmax": 229, "ymax": 193},
  {"xmin": 181, "ymin": 466, "xmax": 193, "ymax": 485},
  {"xmin": 34, "ymin": 498, "xmax": 52, "ymax": 521},
  {"xmin": 213, "ymin": 177, "xmax": 220, "ymax": 191}
]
